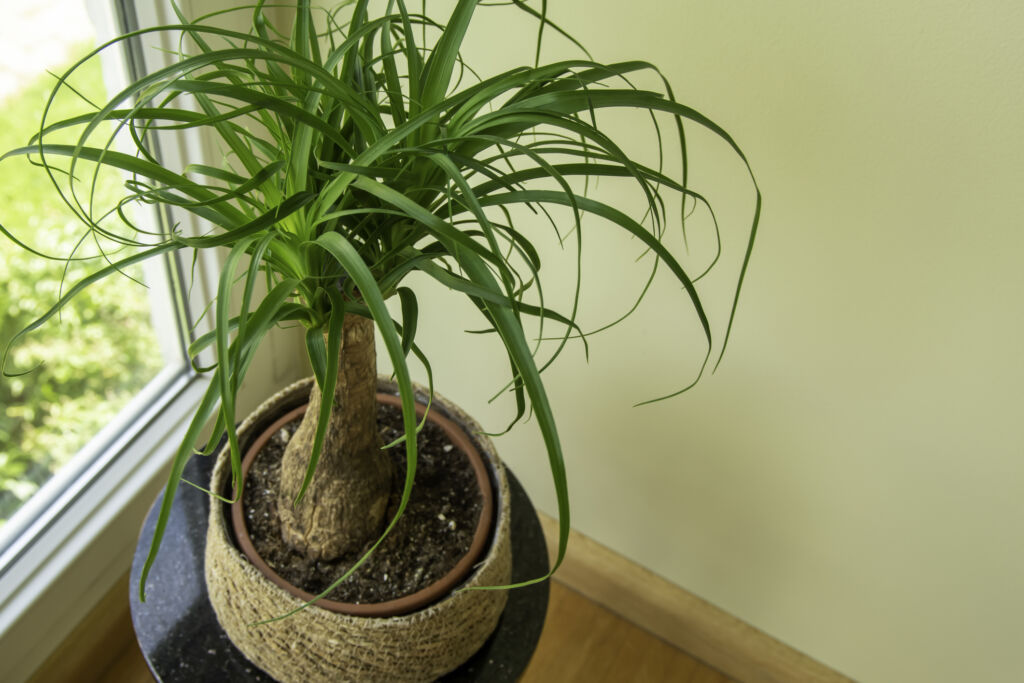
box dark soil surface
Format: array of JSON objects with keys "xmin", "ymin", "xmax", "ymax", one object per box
[{"xmin": 240, "ymin": 402, "xmax": 484, "ymax": 604}]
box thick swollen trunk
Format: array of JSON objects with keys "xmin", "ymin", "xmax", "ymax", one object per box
[{"xmin": 277, "ymin": 314, "xmax": 393, "ymax": 561}]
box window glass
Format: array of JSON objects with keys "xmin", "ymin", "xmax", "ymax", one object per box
[{"xmin": 0, "ymin": 1, "xmax": 170, "ymax": 528}]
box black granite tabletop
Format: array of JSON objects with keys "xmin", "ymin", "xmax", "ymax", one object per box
[{"xmin": 129, "ymin": 451, "xmax": 550, "ymax": 682}]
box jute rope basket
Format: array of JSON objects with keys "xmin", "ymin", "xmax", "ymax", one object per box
[{"xmin": 205, "ymin": 377, "xmax": 512, "ymax": 683}]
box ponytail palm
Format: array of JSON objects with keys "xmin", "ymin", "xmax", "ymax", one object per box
[{"xmin": 1, "ymin": 0, "xmax": 760, "ymax": 603}]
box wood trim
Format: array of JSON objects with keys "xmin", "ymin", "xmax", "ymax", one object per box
[
  {"xmin": 27, "ymin": 571, "xmax": 133, "ymax": 683},
  {"xmin": 538, "ymin": 513, "xmax": 853, "ymax": 683}
]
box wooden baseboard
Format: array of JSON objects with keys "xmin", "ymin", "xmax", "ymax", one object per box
[{"xmin": 537, "ymin": 513, "xmax": 853, "ymax": 683}]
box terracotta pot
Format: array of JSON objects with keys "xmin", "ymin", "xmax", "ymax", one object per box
[
  {"xmin": 205, "ymin": 377, "xmax": 512, "ymax": 683},
  {"xmin": 228, "ymin": 393, "xmax": 496, "ymax": 617}
]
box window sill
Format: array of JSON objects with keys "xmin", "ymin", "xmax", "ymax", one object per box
[{"xmin": 0, "ymin": 370, "xmax": 210, "ymax": 683}]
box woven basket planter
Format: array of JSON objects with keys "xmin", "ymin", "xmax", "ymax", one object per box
[{"xmin": 205, "ymin": 377, "xmax": 512, "ymax": 683}]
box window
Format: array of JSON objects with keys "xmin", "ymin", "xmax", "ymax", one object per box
[
  {"xmin": 0, "ymin": 1, "xmax": 215, "ymax": 679},
  {"xmin": 0, "ymin": 0, "xmax": 181, "ymax": 547},
  {"xmin": 0, "ymin": 2, "xmax": 305, "ymax": 677}
]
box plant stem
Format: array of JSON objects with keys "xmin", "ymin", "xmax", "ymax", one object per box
[{"xmin": 277, "ymin": 313, "xmax": 393, "ymax": 560}]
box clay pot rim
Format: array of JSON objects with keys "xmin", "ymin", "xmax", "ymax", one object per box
[{"xmin": 229, "ymin": 392, "xmax": 496, "ymax": 618}]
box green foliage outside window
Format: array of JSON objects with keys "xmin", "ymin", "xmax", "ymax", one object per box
[{"xmin": 0, "ymin": 51, "xmax": 163, "ymax": 525}]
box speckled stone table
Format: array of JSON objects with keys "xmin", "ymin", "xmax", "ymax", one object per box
[{"xmin": 129, "ymin": 450, "xmax": 550, "ymax": 682}]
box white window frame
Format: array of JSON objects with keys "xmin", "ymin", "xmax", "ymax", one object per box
[
  {"xmin": 0, "ymin": 1, "xmax": 217, "ymax": 680},
  {"xmin": 0, "ymin": 0, "xmax": 305, "ymax": 675}
]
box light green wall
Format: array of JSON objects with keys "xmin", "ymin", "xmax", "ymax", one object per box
[{"xmin": 381, "ymin": 2, "xmax": 1024, "ymax": 681}]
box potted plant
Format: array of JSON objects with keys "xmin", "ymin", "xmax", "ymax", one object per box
[{"xmin": 1, "ymin": 0, "xmax": 759, "ymax": 680}]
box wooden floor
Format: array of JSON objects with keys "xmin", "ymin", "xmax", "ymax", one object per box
[
  {"xmin": 95, "ymin": 581, "xmax": 732, "ymax": 682},
  {"xmin": 521, "ymin": 582, "xmax": 734, "ymax": 683}
]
